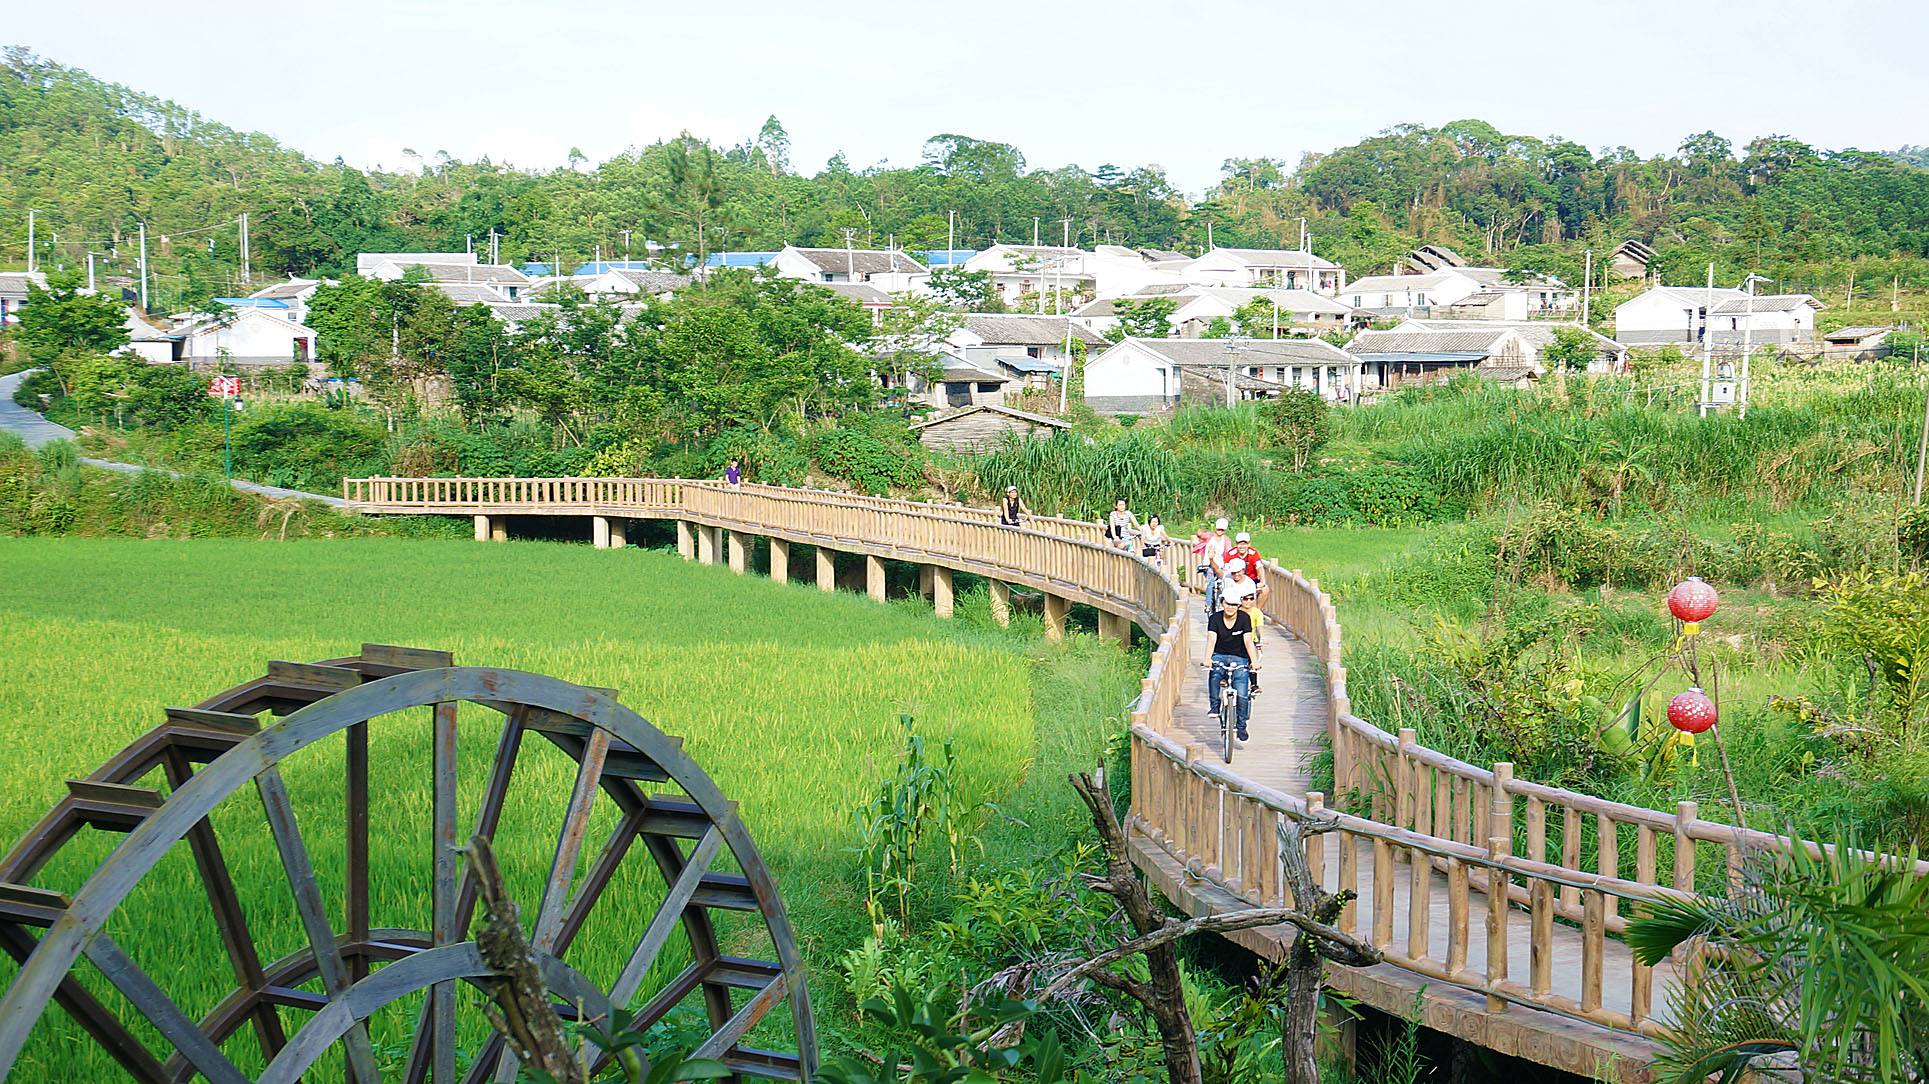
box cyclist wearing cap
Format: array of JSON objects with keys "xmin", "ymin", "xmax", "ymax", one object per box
[
  {"xmin": 998, "ymin": 486, "xmax": 1030, "ymax": 526},
  {"xmin": 1205, "ymin": 589, "xmax": 1260, "ymax": 741},
  {"xmin": 1225, "ymin": 531, "xmax": 1269, "ymax": 658}
]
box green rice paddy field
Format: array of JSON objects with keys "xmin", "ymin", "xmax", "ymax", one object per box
[{"xmin": 0, "ymin": 537, "xmax": 1141, "ymax": 1080}]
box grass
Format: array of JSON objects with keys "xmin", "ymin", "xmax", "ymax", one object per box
[{"xmin": 0, "ymin": 537, "xmax": 1139, "ymax": 1080}]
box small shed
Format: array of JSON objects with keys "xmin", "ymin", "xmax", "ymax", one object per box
[
  {"xmin": 910, "ymin": 404, "xmax": 1069, "ymax": 453},
  {"xmin": 1822, "ymin": 325, "xmax": 1895, "ymax": 360}
]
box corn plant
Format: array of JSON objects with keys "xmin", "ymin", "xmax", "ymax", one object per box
[{"xmin": 854, "ymin": 715, "xmax": 986, "ymax": 933}]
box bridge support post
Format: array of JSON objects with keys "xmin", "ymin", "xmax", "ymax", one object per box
[
  {"xmin": 593, "ymin": 516, "xmax": 612, "ymax": 549},
  {"xmin": 816, "ymin": 548, "xmax": 836, "ymax": 592},
  {"xmin": 931, "ymin": 566, "xmax": 953, "ymax": 618},
  {"xmin": 769, "ymin": 538, "xmax": 790, "ymax": 584},
  {"xmin": 727, "ymin": 531, "xmax": 748, "ymax": 574},
  {"xmin": 865, "ymin": 555, "xmax": 886, "ymax": 602},
  {"xmin": 1042, "ymin": 593, "xmax": 1068, "ymax": 642},
  {"xmin": 490, "ymin": 518, "xmax": 507, "ymax": 543},
  {"xmin": 473, "ymin": 515, "xmax": 490, "ymax": 542},
  {"xmin": 697, "ymin": 526, "xmax": 718, "ymax": 565},
  {"xmin": 987, "ymin": 580, "xmax": 1011, "ymax": 627},
  {"xmin": 676, "ymin": 521, "xmax": 694, "ymax": 560},
  {"xmin": 609, "ymin": 518, "xmax": 627, "ymax": 549},
  {"xmin": 918, "ymin": 565, "xmax": 934, "ymax": 602},
  {"xmin": 1098, "ymin": 611, "xmax": 1131, "ymax": 646}
]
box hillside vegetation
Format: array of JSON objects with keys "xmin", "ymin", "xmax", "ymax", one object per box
[{"xmin": 7, "ymin": 48, "xmax": 1929, "ymax": 314}]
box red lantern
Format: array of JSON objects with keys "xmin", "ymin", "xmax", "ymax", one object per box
[
  {"xmin": 1668, "ymin": 577, "xmax": 1719, "ymax": 625},
  {"xmin": 1667, "ymin": 688, "xmax": 1717, "ymax": 734}
]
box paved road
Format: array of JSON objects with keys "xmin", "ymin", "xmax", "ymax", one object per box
[{"xmin": 0, "ymin": 370, "xmax": 347, "ymax": 507}]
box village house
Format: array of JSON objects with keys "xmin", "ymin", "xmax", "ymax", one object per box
[
  {"xmin": 1821, "ymin": 325, "xmax": 1897, "ymax": 360},
  {"xmin": 1706, "ymin": 294, "xmax": 1823, "ymax": 345},
  {"xmin": 770, "ymin": 246, "xmax": 926, "ymax": 290},
  {"xmin": 958, "ymin": 244, "xmax": 1096, "ymax": 306},
  {"xmin": 909, "ymin": 403, "xmax": 1067, "ymax": 452},
  {"xmin": 243, "ymin": 278, "xmax": 323, "ymax": 324},
  {"xmin": 1182, "ymin": 247, "xmax": 1346, "ymax": 295},
  {"xmin": 358, "ymin": 252, "xmax": 532, "ymax": 302},
  {"xmin": 1343, "ymin": 324, "xmax": 1540, "ymax": 387},
  {"xmin": 528, "ymin": 267, "xmax": 687, "ymax": 300},
  {"xmin": 1609, "ymin": 239, "xmax": 1656, "ymax": 280},
  {"xmin": 119, "ymin": 309, "xmax": 179, "ymax": 364},
  {"xmin": 1612, "ymin": 285, "xmax": 1746, "ymax": 345},
  {"xmin": 1073, "ymin": 285, "xmax": 1353, "ymax": 338},
  {"xmin": 911, "ymin": 354, "xmax": 1011, "ymax": 410},
  {"xmin": 172, "ymin": 307, "xmax": 319, "ymax": 368},
  {"xmin": 1346, "ymin": 267, "xmax": 1575, "ymax": 320},
  {"xmin": 945, "ymin": 313, "xmax": 1106, "ymax": 387},
  {"xmin": 1083, "ymin": 336, "xmax": 1363, "ymax": 414},
  {"xmin": 1398, "ymin": 319, "xmax": 1627, "ymax": 373},
  {"xmin": 0, "ymin": 270, "xmax": 47, "ymax": 324}
]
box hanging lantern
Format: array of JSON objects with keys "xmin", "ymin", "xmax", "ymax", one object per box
[
  {"xmin": 1667, "ymin": 687, "xmax": 1718, "ymax": 734},
  {"xmin": 1668, "ymin": 576, "xmax": 1719, "ymax": 634}
]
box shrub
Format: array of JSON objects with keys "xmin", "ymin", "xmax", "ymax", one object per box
[
  {"xmin": 809, "ymin": 416, "xmax": 925, "ymax": 494},
  {"xmin": 1271, "ymin": 463, "xmax": 1443, "ymax": 527}
]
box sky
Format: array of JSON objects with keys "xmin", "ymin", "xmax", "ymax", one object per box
[{"xmin": 10, "ymin": 0, "xmax": 1927, "ymax": 195}]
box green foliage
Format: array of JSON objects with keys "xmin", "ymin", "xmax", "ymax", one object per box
[
  {"xmin": 15, "ymin": 271, "xmax": 129, "ymax": 389},
  {"xmin": 1271, "ymin": 464, "xmax": 1442, "ymax": 527},
  {"xmin": 812, "ymin": 416, "xmax": 927, "ymax": 494},
  {"xmin": 854, "ymin": 716, "xmax": 985, "ymax": 931},
  {"xmin": 1542, "ymin": 325, "xmax": 1602, "ymax": 370},
  {"xmin": 1629, "ymin": 843, "xmax": 1929, "ymax": 1084},
  {"xmin": 925, "ymin": 268, "xmax": 1003, "ymax": 313},
  {"xmin": 815, "ymin": 988, "xmax": 1071, "ymax": 1084},
  {"xmin": 1815, "ymin": 570, "xmax": 1929, "ymax": 733},
  {"xmin": 1259, "ymin": 388, "xmax": 1330, "ymax": 471},
  {"xmin": 1105, "ymin": 297, "xmax": 1177, "ymax": 342}
]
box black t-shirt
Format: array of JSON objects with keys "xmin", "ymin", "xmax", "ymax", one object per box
[{"xmin": 1207, "ymin": 609, "xmax": 1253, "ymax": 660}]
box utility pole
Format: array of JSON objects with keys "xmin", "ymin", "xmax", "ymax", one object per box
[
  {"xmin": 86, "ymin": 251, "xmax": 96, "ymax": 291},
  {"xmin": 621, "ymin": 228, "xmax": 632, "ymax": 264},
  {"xmin": 1697, "ymin": 262, "xmax": 1714, "ymax": 417},
  {"xmin": 26, "ymin": 209, "xmax": 34, "ymax": 273},
  {"xmin": 1033, "ymin": 217, "xmax": 1040, "ymax": 246},
  {"xmin": 239, "ymin": 212, "xmax": 250, "ymax": 285},
  {"xmin": 1301, "ymin": 217, "xmax": 1313, "ymax": 294},
  {"xmin": 1914, "ymin": 363, "xmax": 1929, "ymax": 505},
  {"xmin": 1739, "ymin": 273, "xmax": 1760, "ymax": 420},
  {"xmin": 946, "ymin": 210, "xmax": 956, "ymax": 266},
  {"xmin": 1581, "ymin": 249, "xmax": 1592, "ymax": 325},
  {"xmin": 1225, "ymin": 335, "xmax": 1244, "ymax": 407},
  {"xmin": 842, "ymin": 228, "xmax": 856, "ymax": 282},
  {"xmin": 1206, "ymin": 221, "xmax": 1213, "ymax": 250},
  {"xmin": 489, "ymin": 231, "xmax": 499, "ymax": 265},
  {"xmin": 138, "ymin": 222, "xmax": 150, "ymax": 312}
]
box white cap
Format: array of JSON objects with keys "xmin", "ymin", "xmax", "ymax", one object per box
[
  {"xmin": 1214, "ymin": 517, "xmax": 1229, "ymax": 530},
  {"xmin": 1006, "ymin": 485, "xmax": 1018, "ymax": 493},
  {"xmin": 1235, "ymin": 531, "xmax": 1250, "ymax": 543}
]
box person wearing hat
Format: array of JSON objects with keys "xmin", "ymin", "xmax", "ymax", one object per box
[
  {"xmin": 998, "ymin": 485, "xmax": 1031, "ymax": 527},
  {"xmin": 1205, "ymin": 583, "xmax": 1261, "ymax": 740},
  {"xmin": 1225, "ymin": 530, "xmax": 1269, "ymax": 652}
]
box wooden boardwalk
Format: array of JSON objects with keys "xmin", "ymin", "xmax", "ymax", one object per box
[{"xmin": 1146, "ymin": 595, "xmax": 1670, "ymax": 1077}]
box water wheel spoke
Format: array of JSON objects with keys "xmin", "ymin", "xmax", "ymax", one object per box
[
  {"xmin": 0, "ymin": 923, "xmax": 170, "ymax": 1083},
  {"xmin": 161, "ymin": 747, "xmax": 288, "ymax": 1063},
  {"xmin": 430, "ymin": 702, "xmax": 460, "ymax": 1084},
  {"xmin": 346, "ymin": 720, "xmax": 370, "ymax": 984},
  {"xmin": 492, "ymin": 726, "xmax": 612, "ymax": 1083},
  {"xmin": 552, "ymin": 809, "xmax": 645, "ymax": 955},
  {"xmin": 690, "ymin": 973, "xmax": 787, "ymax": 1063},
  {"xmin": 255, "ymin": 767, "xmax": 380, "ymax": 1084},
  {"xmin": 405, "ymin": 709, "xmax": 526, "ymax": 1084},
  {"xmin": 611, "ymin": 827, "xmax": 725, "ymax": 1007},
  {"xmin": 83, "ymin": 934, "xmax": 252, "ymax": 1084}
]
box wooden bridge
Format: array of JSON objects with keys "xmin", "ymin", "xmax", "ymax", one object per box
[{"xmin": 342, "ymin": 476, "xmax": 1903, "ymax": 1081}]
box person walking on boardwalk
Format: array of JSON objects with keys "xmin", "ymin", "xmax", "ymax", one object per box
[
  {"xmin": 724, "ymin": 458, "xmax": 743, "ymax": 486},
  {"xmin": 1106, "ymin": 498, "xmax": 1140, "ymax": 550},
  {"xmin": 1206, "ymin": 590, "xmax": 1261, "ymax": 741},
  {"xmin": 998, "ymin": 485, "xmax": 1031, "ymax": 526}
]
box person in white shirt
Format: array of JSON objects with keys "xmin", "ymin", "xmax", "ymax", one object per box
[{"xmin": 1202, "ymin": 517, "xmax": 1231, "ymax": 609}]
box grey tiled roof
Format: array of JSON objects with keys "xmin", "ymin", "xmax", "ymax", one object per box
[
  {"xmin": 910, "ymin": 404, "xmax": 1067, "ymax": 431},
  {"xmin": 1402, "ymin": 319, "xmax": 1623, "ymax": 353},
  {"xmin": 404, "ymin": 261, "xmax": 531, "ymax": 285},
  {"xmin": 961, "ymin": 314, "xmax": 1105, "ymax": 346},
  {"xmin": 611, "ymin": 269, "xmax": 689, "ymax": 294},
  {"xmin": 789, "ymin": 247, "xmax": 927, "ymax": 274},
  {"xmin": 1345, "ymin": 327, "xmax": 1517, "ymax": 355},
  {"xmin": 1121, "ymin": 337, "xmax": 1354, "ymax": 366},
  {"xmin": 1207, "ymin": 247, "xmax": 1342, "ymax": 269},
  {"xmin": 249, "ymin": 279, "xmax": 318, "ymax": 300},
  {"xmin": 435, "ymin": 282, "xmax": 513, "ymax": 304},
  {"xmin": 1710, "ymin": 294, "xmax": 1819, "ymax": 314},
  {"xmin": 819, "ymin": 282, "xmax": 893, "ymax": 304}
]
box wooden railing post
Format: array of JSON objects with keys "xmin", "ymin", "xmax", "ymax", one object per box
[{"xmin": 1486, "ymin": 834, "xmax": 1511, "ymax": 1012}]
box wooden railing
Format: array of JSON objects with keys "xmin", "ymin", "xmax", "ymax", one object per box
[{"xmin": 343, "ymin": 476, "xmax": 1928, "ymax": 1047}]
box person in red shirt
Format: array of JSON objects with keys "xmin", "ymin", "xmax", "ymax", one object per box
[{"xmin": 1225, "ymin": 532, "xmax": 1268, "ymax": 666}]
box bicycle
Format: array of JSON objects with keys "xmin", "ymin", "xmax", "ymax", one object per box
[{"xmin": 1205, "ymin": 659, "xmax": 1257, "ymax": 763}]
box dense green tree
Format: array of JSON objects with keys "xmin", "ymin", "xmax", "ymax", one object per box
[
  {"xmin": 16, "ymin": 271, "xmax": 130, "ymax": 392},
  {"xmin": 1107, "ymin": 297, "xmax": 1177, "ymax": 341}
]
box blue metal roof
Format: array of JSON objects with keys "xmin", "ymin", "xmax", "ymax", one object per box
[
  {"xmin": 213, "ymin": 297, "xmax": 289, "ymax": 309},
  {"xmin": 520, "ymin": 262, "xmax": 554, "ymax": 276},
  {"xmin": 698, "ymin": 251, "xmax": 780, "ymax": 268},
  {"xmin": 917, "ymin": 250, "xmax": 978, "ymax": 267},
  {"xmin": 574, "ymin": 260, "xmax": 663, "ymax": 275},
  {"xmin": 995, "ymin": 356, "xmax": 1061, "ymax": 374}
]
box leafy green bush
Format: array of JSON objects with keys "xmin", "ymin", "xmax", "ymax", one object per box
[
  {"xmin": 1271, "ymin": 464, "xmax": 1442, "ymax": 527},
  {"xmin": 809, "ymin": 416, "xmax": 925, "ymax": 494}
]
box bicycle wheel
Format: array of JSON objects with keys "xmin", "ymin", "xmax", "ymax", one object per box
[{"xmin": 1220, "ymin": 681, "xmax": 1235, "ymax": 763}]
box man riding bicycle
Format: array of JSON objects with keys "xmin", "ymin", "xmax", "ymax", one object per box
[
  {"xmin": 1225, "ymin": 531, "xmax": 1268, "ymax": 648},
  {"xmin": 1206, "ymin": 590, "xmax": 1260, "ymax": 741}
]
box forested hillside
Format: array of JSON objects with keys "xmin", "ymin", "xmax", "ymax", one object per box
[{"xmin": 6, "ymin": 47, "xmax": 1929, "ymax": 311}]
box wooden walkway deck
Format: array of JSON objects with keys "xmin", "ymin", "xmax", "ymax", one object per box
[{"xmin": 1143, "ymin": 596, "xmax": 1670, "ymax": 1078}]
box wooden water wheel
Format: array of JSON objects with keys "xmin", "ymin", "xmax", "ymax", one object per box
[{"xmin": 0, "ymin": 645, "xmax": 815, "ymax": 1082}]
